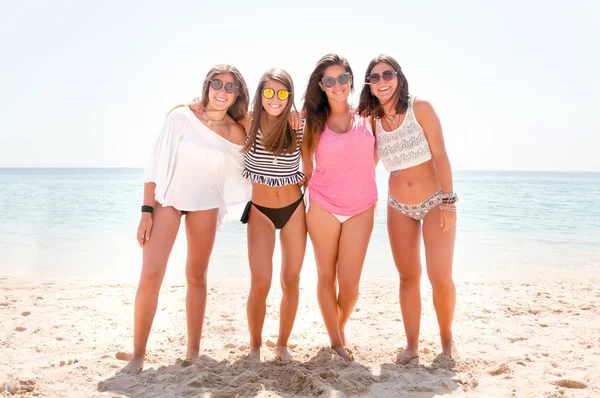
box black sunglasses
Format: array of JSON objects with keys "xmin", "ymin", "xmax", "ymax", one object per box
[
  {"xmin": 366, "ymin": 70, "xmax": 398, "ymax": 84},
  {"xmin": 321, "ymin": 72, "xmax": 351, "ymax": 88},
  {"xmin": 210, "ymin": 79, "xmax": 238, "ymax": 94}
]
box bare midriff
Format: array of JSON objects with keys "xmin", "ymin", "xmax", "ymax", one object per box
[
  {"xmin": 388, "ymin": 159, "xmax": 441, "ymax": 206},
  {"xmin": 251, "ymin": 183, "xmax": 303, "ymax": 208}
]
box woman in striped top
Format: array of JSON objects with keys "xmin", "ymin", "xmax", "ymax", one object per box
[{"xmin": 240, "ymin": 68, "xmax": 307, "ymax": 362}]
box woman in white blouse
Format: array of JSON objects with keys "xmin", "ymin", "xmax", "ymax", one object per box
[{"xmin": 122, "ymin": 64, "xmax": 251, "ymax": 374}]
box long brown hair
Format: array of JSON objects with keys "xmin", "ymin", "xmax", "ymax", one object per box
[
  {"xmin": 357, "ymin": 55, "xmax": 409, "ymax": 119},
  {"xmin": 301, "ymin": 54, "xmax": 354, "ymax": 154},
  {"xmin": 242, "ymin": 68, "xmax": 298, "ymax": 155},
  {"xmin": 200, "ymin": 64, "xmax": 249, "ymax": 122}
]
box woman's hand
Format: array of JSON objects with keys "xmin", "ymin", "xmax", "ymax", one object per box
[
  {"xmin": 137, "ymin": 213, "xmax": 153, "ymax": 248},
  {"xmin": 301, "ymin": 164, "xmax": 313, "ymax": 189},
  {"xmin": 440, "ymin": 204, "xmax": 457, "ymax": 233},
  {"xmin": 189, "ymin": 97, "xmax": 204, "ymax": 114},
  {"xmin": 288, "ymin": 110, "xmax": 303, "ymax": 130}
]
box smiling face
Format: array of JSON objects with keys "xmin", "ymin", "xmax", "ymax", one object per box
[
  {"xmin": 206, "ymin": 73, "xmax": 238, "ymax": 112},
  {"xmin": 318, "ymin": 64, "xmax": 352, "ymax": 104},
  {"xmin": 368, "ymin": 62, "xmax": 399, "ymax": 104},
  {"xmin": 261, "ymin": 79, "xmax": 289, "ymax": 117}
]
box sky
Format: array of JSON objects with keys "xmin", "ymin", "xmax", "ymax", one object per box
[{"xmin": 1, "ymin": 0, "xmax": 598, "ymax": 171}]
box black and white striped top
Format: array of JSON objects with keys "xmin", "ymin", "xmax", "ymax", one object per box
[{"xmin": 242, "ymin": 121, "xmax": 305, "ymax": 187}]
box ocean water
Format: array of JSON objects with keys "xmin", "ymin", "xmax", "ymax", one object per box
[{"xmin": 1, "ymin": 168, "xmax": 599, "ymax": 283}]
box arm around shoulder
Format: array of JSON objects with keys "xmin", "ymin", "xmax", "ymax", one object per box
[{"xmin": 300, "ymin": 131, "xmax": 314, "ymax": 181}]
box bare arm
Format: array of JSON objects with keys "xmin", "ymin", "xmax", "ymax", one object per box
[
  {"xmin": 366, "ymin": 116, "xmax": 380, "ymax": 166},
  {"xmin": 143, "ymin": 182, "xmax": 157, "ymax": 207},
  {"xmin": 414, "ymin": 99, "xmax": 453, "ymax": 194},
  {"xmin": 301, "ymin": 134, "xmax": 314, "ymax": 186},
  {"xmin": 137, "ymin": 182, "xmax": 157, "ymax": 248},
  {"xmin": 415, "ymin": 99, "xmax": 456, "ymax": 232}
]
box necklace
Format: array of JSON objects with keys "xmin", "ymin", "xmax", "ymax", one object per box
[
  {"xmin": 205, "ymin": 112, "xmax": 226, "ymax": 127},
  {"xmin": 383, "ymin": 112, "xmax": 398, "ymax": 130},
  {"xmin": 383, "ymin": 112, "xmax": 397, "ymax": 123}
]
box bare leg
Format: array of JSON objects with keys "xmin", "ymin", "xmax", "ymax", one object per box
[
  {"xmin": 336, "ymin": 206, "xmax": 375, "ymax": 349},
  {"xmin": 306, "ymin": 201, "xmax": 349, "ymax": 360},
  {"xmin": 122, "ymin": 206, "xmax": 182, "ymax": 374},
  {"xmin": 387, "ymin": 205, "xmax": 422, "ymax": 364},
  {"xmin": 423, "ymin": 206, "xmax": 457, "ymax": 358},
  {"xmin": 184, "ymin": 209, "xmax": 218, "ymax": 361},
  {"xmin": 276, "ymin": 202, "xmax": 307, "ymax": 361},
  {"xmin": 246, "ymin": 206, "xmax": 276, "ymax": 362}
]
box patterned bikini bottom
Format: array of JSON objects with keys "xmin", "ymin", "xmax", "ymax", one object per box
[{"xmin": 387, "ymin": 190, "xmax": 442, "ymax": 221}]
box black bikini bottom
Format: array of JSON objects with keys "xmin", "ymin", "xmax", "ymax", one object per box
[{"xmin": 240, "ymin": 195, "xmax": 304, "ymax": 230}]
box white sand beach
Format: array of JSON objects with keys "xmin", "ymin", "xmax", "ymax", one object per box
[{"xmin": 1, "ymin": 273, "xmax": 599, "ymax": 397}]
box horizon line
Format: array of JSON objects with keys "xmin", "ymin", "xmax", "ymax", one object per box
[{"xmin": 0, "ymin": 167, "xmax": 599, "ymax": 173}]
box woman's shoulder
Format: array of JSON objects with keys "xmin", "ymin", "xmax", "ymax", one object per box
[
  {"xmin": 225, "ymin": 118, "xmax": 247, "ymax": 146},
  {"xmin": 412, "ymin": 97, "xmax": 436, "ymax": 119},
  {"xmin": 165, "ymin": 105, "xmax": 194, "ymax": 124}
]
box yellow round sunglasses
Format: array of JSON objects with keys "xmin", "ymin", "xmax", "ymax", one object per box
[{"xmin": 262, "ymin": 88, "xmax": 290, "ymax": 101}]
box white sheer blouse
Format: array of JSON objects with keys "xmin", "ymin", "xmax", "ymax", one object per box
[{"xmin": 143, "ymin": 107, "xmax": 251, "ymax": 227}]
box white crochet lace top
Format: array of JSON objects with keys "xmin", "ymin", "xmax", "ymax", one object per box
[{"xmin": 375, "ymin": 96, "xmax": 432, "ymax": 172}]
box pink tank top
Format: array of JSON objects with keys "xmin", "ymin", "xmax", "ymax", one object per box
[{"xmin": 308, "ymin": 115, "xmax": 378, "ymax": 215}]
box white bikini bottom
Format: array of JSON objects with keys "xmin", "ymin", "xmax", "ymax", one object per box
[{"xmin": 304, "ymin": 188, "xmax": 373, "ymax": 224}]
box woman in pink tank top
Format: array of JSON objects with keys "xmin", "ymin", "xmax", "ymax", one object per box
[{"xmin": 301, "ymin": 54, "xmax": 378, "ymax": 361}]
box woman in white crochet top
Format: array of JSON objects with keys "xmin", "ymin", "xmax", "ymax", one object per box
[{"xmin": 358, "ymin": 54, "xmax": 458, "ymax": 364}]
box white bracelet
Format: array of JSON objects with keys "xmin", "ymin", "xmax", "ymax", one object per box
[{"xmin": 440, "ymin": 205, "xmax": 457, "ymax": 212}]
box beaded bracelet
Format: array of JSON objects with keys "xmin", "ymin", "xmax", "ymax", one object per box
[{"xmin": 441, "ymin": 193, "xmax": 458, "ymax": 204}]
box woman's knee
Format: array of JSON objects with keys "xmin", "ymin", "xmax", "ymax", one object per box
[
  {"xmin": 186, "ymin": 267, "xmax": 208, "ymax": 288},
  {"xmin": 250, "ymin": 275, "xmax": 272, "ymax": 299},
  {"xmin": 317, "ymin": 271, "xmax": 337, "ymax": 289},
  {"xmin": 140, "ymin": 263, "xmax": 166, "ymax": 288},
  {"xmin": 429, "ymin": 273, "xmax": 455, "ymax": 293},
  {"xmin": 338, "ymin": 280, "xmax": 359, "ymax": 300},
  {"xmin": 280, "ymin": 271, "xmax": 300, "ymax": 293},
  {"xmin": 398, "ymin": 264, "xmax": 422, "ymax": 286}
]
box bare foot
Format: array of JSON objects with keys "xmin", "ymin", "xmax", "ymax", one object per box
[
  {"xmin": 181, "ymin": 353, "xmax": 214, "ymax": 367},
  {"xmin": 186, "ymin": 348, "xmax": 199, "ymax": 361},
  {"xmin": 121, "ymin": 356, "xmax": 144, "ymax": 374},
  {"xmin": 340, "ymin": 330, "xmax": 347, "ymax": 347},
  {"xmin": 442, "ymin": 340, "xmax": 458, "ymax": 359},
  {"xmin": 274, "ymin": 346, "xmax": 293, "ymax": 362},
  {"xmin": 394, "ymin": 346, "xmax": 418, "ymax": 364},
  {"xmin": 333, "ymin": 346, "xmax": 353, "ymax": 362},
  {"xmin": 249, "ymin": 346, "xmax": 261, "ymax": 362}
]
